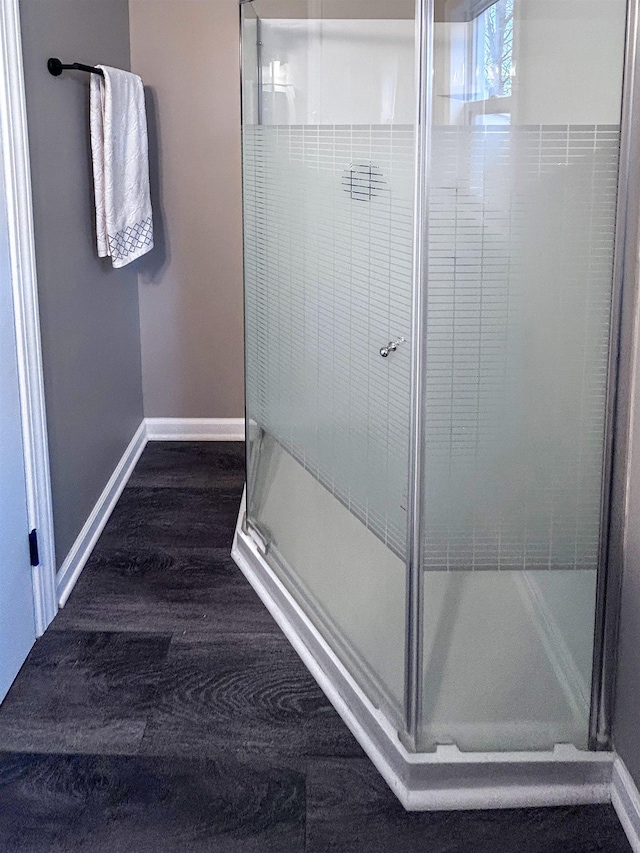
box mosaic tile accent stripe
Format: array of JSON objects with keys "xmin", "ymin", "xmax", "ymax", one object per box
[
  {"xmin": 243, "ymin": 125, "xmax": 415, "ymax": 557},
  {"xmin": 422, "ymin": 125, "xmax": 620, "ymax": 571},
  {"xmin": 242, "ymin": 123, "xmax": 620, "ymax": 571}
]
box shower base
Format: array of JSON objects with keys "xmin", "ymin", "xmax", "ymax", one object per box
[{"xmin": 232, "ymin": 491, "xmax": 613, "ymax": 811}]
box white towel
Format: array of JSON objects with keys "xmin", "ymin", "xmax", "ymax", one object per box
[{"xmin": 90, "ymin": 65, "xmax": 153, "ymax": 268}]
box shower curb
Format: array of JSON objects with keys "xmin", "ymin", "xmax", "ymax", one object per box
[
  {"xmin": 231, "ymin": 488, "xmax": 614, "ymax": 812},
  {"xmin": 612, "ymin": 757, "xmax": 640, "ymax": 852}
]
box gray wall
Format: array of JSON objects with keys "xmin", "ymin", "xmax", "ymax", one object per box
[
  {"xmin": 129, "ymin": 0, "xmax": 245, "ymax": 418},
  {"xmin": 19, "ymin": 0, "xmax": 144, "ymax": 568}
]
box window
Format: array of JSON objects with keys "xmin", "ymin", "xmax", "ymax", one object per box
[{"xmin": 468, "ymin": 0, "xmax": 514, "ymax": 125}]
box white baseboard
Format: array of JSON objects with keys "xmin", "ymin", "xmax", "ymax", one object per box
[
  {"xmin": 56, "ymin": 421, "xmax": 147, "ymax": 607},
  {"xmin": 145, "ymin": 417, "xmax": 244, "ymax": 441},
  {"xmin": 612, "ymin": 757, "xmax": 640, "ymax": 852}
]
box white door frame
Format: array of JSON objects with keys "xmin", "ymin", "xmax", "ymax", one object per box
[{"xmin": 0, "ymin": 0, "xmax": 57, "ymax": 635}]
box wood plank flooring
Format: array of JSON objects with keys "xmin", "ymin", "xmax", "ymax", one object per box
[{"xmin": 0, "ymin": 441, "xmax": 631, "ymax": 852}]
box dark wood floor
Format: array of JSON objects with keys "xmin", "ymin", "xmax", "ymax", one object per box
[{"xmin": 0, "ymin": 442, "xmax": 631, "ymax": 852}]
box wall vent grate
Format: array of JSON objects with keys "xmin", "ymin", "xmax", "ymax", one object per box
[{"xmin": 342, "ymin": 161, "xmax": 387, "ymax": 201}]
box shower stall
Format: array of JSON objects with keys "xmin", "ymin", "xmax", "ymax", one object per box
[{"xmin": 233, "ymin": 0, "xmax": 637, "ymax": 808}]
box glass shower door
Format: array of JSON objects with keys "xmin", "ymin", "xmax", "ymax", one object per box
[
  {"xmin": 418, "ymin": 0, "xmax": 628, "ymax": 752},
  {"xmin": 240, "ymin": 0, "xmax": 417, "ymax": 727}
]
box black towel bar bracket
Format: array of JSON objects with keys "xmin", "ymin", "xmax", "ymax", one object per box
[{"xmin": 47, "ymin": 57, "xmax": 104, "ymax": 77}]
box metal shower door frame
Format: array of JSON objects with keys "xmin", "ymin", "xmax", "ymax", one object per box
[{"xmin": 590, "ymin": 0, "xmax": 640, "ymax": 750}]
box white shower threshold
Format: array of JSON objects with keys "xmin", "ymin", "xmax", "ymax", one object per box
[{"xmin": 231, "ymin": 489, "xmax": 613, "ymax": 812}]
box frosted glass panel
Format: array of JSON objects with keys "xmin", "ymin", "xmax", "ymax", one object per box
[
  {"xmin": 420, "ymin": 569, "xmax": 597, "ymax": 751},
  {"xmin": 241, "ymin": 3, "xmax": 415, "ymax": 725},
  {"xmin": 243, "ymin": 123, "xmax": 414, "ymax": 556},
  {"xmin": 422, "ymin": 123, "xmax": 620, "ymax": 572},
  {"xmin": 418, "ymin": 0, "xmax": 627, "ymax": 752},
  {"xmin": 424, "ymin": 0, "xmax": 626, "ymax": 574}
]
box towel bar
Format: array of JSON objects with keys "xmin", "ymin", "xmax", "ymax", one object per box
[{"xmin": 47, "ymin": 58, "xmax": 104, "ymax": 78}]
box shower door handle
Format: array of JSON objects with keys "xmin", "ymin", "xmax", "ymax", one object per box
[{"xmin": 379, "ymin": 337, "xmax": 406, "ymax": 358}]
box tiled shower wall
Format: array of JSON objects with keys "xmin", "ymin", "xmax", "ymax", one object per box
[{"xmin": 243, "ymin": 123, "xmax": 620, "ymax": 570}]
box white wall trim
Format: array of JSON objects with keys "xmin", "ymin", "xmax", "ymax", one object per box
[
  {"xmin": 145, "ymin": 417, "xmax": 244, "ymax": 441},
  {"xmin": 612, "ymin": 757, "xmax": 640, "ymax": 852},
  {"xmin": 232, "ymin": 489, "xmax": 614, "ymax": 812},
  {"xmin": 0, "ymin": 0, "xmax": 57, "ymax": 634},
  {"xmin": 56, "ymin": 421, "xmax": 147, "ymax": 607}
]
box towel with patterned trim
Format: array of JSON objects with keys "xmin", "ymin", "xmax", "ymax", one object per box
[{"xmin": 90, "ymin": 65, "xmax": 153, "ymax": 268}]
